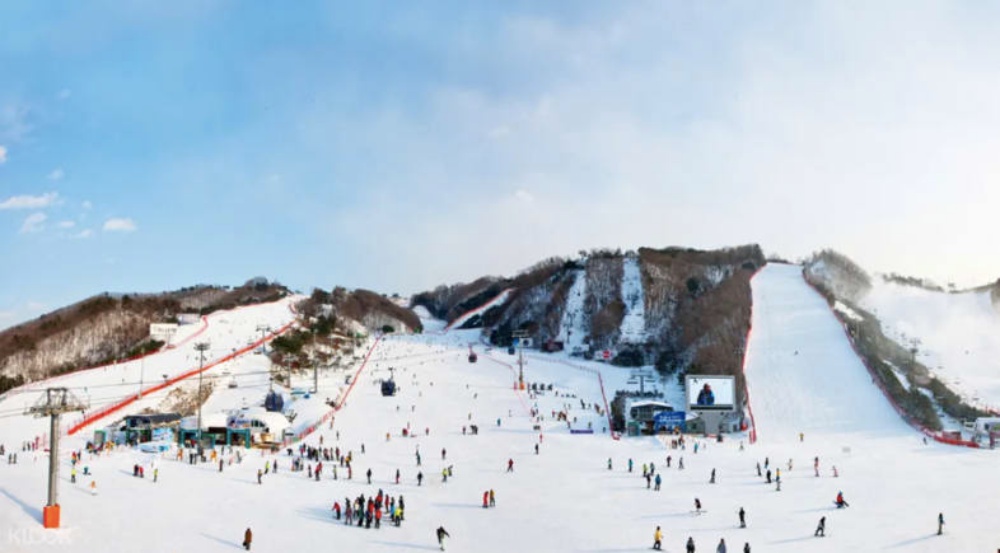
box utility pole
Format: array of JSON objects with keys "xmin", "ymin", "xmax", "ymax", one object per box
[
  {"xmin": 194, "ymin": 342, "xmax": 211, "ymax": 443},
  {"xmin": 138, "ymin": 356, "xmax": 145, "ymax": 399},
  {"xmin": 256, "ymin": 324, "xmax": 271, "ymax": 354},
  {"xmin": 27, "ymin": 388, "xmax": 87, "ymax": 529},
  {"xmin": 512, "ymin": 329, "xmax": 529, "ymax": 390}
]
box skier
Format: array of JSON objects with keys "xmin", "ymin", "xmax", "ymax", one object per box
[
  {"xmin": 814, "ymin": 516, "xmax": 826, "ymax": 537},
  {"xmin": 654, "ymin": 473, "xmax": 662, "ymax": 491},
  {"xmin": 717, "ymin": 538, "xmax": 727, "ymax": 553},
  {"xmin": 646, "ymin": 473, "xmax": 652, "ymax": 489},
  {"xmin": 71, "ymin": 467, "xmax": 76, "ymax": 483},
  {"xmin": 607, "ymin": 458, "xmax": 612, "ymax": 470},
  {"xmin": 507, "ymin": 459, "xmax": 514, "ymax": 472},
  {"xmin": 257, "ymin": 469, "xmax": 263, "ymax": 485},
  {"xmin": 367, "ymin": 468, "xmax": 373, "ymax": 484},
  {"xmin": 756, "ymin": 462, "xmax": 761, "ymax": 477},
  {"xmin": 628, "ymin": 458, "xmax": 634, "ymax": 473},
  {"xmin": 436, "ymin": 526, "xmax": 450, "ymax": 551},
  {"xmin": 442, "ymin": 448, "xmax": 447, "ymax": 460},
  {"xmin": 686, "ymin": 536, "xmax": 696, "ymax": 553},
  {"xmin": 695, "ymin": 498, "xmax": 702, "ymax": 514},
  {"xmin": 489, "ymin": 489, "xmax": 495, "ymax": 507},
  {"xmin": 418, "ymin": 471, "xmax": 424, "ymax": 486},
  {"xmin": 653, "ymin": 526, "xmax": 663, "ymax": 550},
  {"xmin": 743, "ymin": 543, "xmax": 750, "ymax": 553},
  {"xmin": 938, "ymin": 513, "xmax": 944, "ymax": 535},
  {"xmin": 482, "ymin": 491, "xmax": 489, "ymax": 508},
  {"xmin": 243, "ymin": 527, "xmax": 253, "ymax": 550},
  {"xmin": 89, "ymin": 480, "xmax": 97, "ymax": 496},
  {"xmin": 396, "ymin": 469, "xmax": 401, "ymax": 484},
  {"xmin": 710, "ymin": 468, "xmax": 716, "ymax": 484},
  {"xmin": 333, "ymin": 502, "xmax": 341, "ymax": 520},
  {"xmin": 739, "ymin": 507, "xmax": 746, "ymax": 528},
  {"xmin": 766, "ymin": 469, "xmax": 772, "ymax": 484},
  {"xmin": 534, "ymin": 443, "xmax": 539, "ymax": 455}
]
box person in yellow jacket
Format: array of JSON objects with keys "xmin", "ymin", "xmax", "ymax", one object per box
[{"xmin": 653, "ymin": 526, "xmax": 663, "ymax": 550}]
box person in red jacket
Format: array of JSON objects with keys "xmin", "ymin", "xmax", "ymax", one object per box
[{"xmin": 482, "ymin": 491, "xmax": 489, "ymax": 508}]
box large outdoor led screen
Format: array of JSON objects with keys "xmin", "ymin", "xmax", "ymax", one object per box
[{"xmin": 686, "ymin": 375, "xmax": 735, "ymax": 411}]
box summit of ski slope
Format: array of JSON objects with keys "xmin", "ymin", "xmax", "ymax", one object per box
[{"xmin": 743, "ymin": 264, "xmax": 914, "ymax": 443}]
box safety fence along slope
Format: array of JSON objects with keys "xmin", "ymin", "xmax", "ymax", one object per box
[{"xmin": 66, "ymin": 321, "xmax": 296, "ymax": 436}]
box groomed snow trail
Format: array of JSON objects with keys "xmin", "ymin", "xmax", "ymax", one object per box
[{"xmin": 744, "ymin": 264, "xmax": 913, "ymax": 443}]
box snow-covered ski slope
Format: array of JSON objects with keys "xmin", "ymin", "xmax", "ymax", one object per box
[
  {"xmin": 3, "ymin": 280, "xmax": 1000, "ymax": 552},
  {"xmin": 745, "ymin": 264, "xmax": 913, "ymax": 442},
  {"xmin": 0, "ymin": 297, "xmax": 299, "ymax": 439},
  {"xmin": 619, "ymin": 256, "xmax": 647, "ymax": 343},
  {"xmin": 444, "ymin": 288, "xmax": 513, "ymax": 331},
  {"xmin": 557, "ymin": 270, "xmax": 587, "ymax": 351},
  {"xmin": 862, "ymin": 281, "xmax": 1000, "ymax": 414}
]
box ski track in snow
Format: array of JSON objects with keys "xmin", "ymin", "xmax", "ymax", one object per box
[
  {"xmin": 619, "ymin": 257, "xmax": 647, "ymax": 344},
  {"xmin": 862, "ymin": 281, "xmax": 1000, "ymax": 414},
  {"xmin": 0, "ymin": 275, "xmax": 998, "ymax": 552},
  {"xmin": 557, "ymin": 270, "xmax": 588, "ymax": 352}
]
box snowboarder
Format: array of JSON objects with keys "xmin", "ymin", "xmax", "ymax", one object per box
[
  {"xmin": 739, "ymin": 507, "xmax": 746, "ymax": 528},
  {"xmin": 243, "ymin": 527, "xmax": 253, "ymax": 550},
  {"xmin": 436, "ymin": 526, "xmax": 450, "ymax": 551},
  {"xmin": 717, "ymin": 538, "xmax": 727, "ymax": 553},
  {"xmin": 938, "ymin": 512, "xmax": 944, "ymax": 535},
  {"xmin": 814, "ymin": 516, "xmax": 826, "ymax": 537},
  {"xmin": 653, "ymin": 526, "xmax": 663, "ymax": 550},
  {"xmin": 686, "ymin": 536, "xmax": 696, "ymax": 553},
  {"xmin": 835, "ymin": 491, "xmax": 849, "ymax": 508}
]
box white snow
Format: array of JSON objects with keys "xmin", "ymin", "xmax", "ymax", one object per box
[
  {"xmin": 862, "ymin": 280, "xmax": 1000, "ymax": 414},
  {"xmin": 1, "ymin": 270, "xmax": 999, "ymax": 553},
  {"xmin": 557, "ymin": 270, "xmax": 588, "ymax": 352},
  {"xmin": 444, "ymin": 289, "xmax": 513, "ymax": 331},
  {"xmin": 619, "ymin": 256, "xmax": 647, "ymax": 344}
]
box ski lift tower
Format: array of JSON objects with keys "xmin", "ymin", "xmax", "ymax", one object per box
[
  {"xmin": 27, "ymin": 387, "xmax": 88, "ymax": 529},
  {"xmin": 194, "ymin": 342, "xmax": 211, "ymax": 443},
  {"xmin": 512, "ymin": 329, "xmax": 530, "ymax": 390}
]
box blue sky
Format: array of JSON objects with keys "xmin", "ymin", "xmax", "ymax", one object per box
[{"xmin": 3, "ymin": 1, "xmax": 1000, "ymax": 329}]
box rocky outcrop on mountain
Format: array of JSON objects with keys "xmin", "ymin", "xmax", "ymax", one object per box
[
  {"xmin": 297, "ymin": 287, "xmax": 422, "ymax": 335},
  {"xmin": 415, "ymin": 245, "xmax": 766, "ymax": 400}
]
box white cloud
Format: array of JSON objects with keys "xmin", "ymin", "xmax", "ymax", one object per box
[
  {"xmin": 48, "ymin": 168, "xmax": 64, "ymax": 181},
  {"xmin": 513, "ymin": 189, "xmax": 535, "ymax": 203},
  {"xmin": 73, "ymin": 229, "xmax": 93, "ymax": 239},
  {"xmin": 57, "ymin": 220, "xmax": 75, "ymax": 229},
  {"xmin": 0, "ymin": 192, "xmax": 59, "ymax": 210},
  {"xmin": 19, "ymin": 212, "xmax": 47, "ymax": 234},
  {"xmin": 0, "ymin": 145, "xmax": 6, "ymax": 164},
  {"xmin": 103, "ymin": 217, "xmax": 137, "ymax": 232}
]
